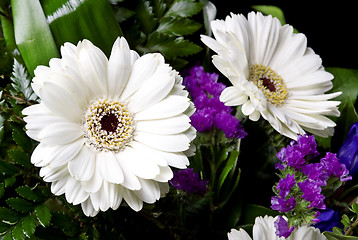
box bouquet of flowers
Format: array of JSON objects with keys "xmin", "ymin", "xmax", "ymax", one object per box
[{"xmin": 0, "ymin": 0, "xmax": 357, "ymax": 239}]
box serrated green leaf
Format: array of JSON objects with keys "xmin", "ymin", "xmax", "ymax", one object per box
[
  {"xmin": 145, "ymin": 32, "xmax": 202, "ymax": 58},
  {"xmin": 41, "ymin": 0, "xmax": 123, "ymax": 56},
  {"xmin": 11, "ymin": 222, "xmax": 26, "ymax": 240},
  {"xmin": 16, "ymin": 186, "xmax": 43, "ymax": 203},
  {"xmin": 6, "ymin": 198, "xmax": 35, "ymax": 214},
  {"xmin": 0, "ymin": 161, "xmax": 17, "ymax": 176},
  {"xmin": 136, "ymin": 1, "xmax": 158, "ymax": 34},
  {"xmin": 165, "ymin": 0, "xmax": 203, "ymax": 18},
  {"xmin": 0, "ymin": 207, "xmax": 21, "ymax": 225},
  {"xmin": 12, "ymin": 130, "xmax": 33, "ymax": 154},
  {"xmin": 10, "ymin": 59, "xmax": 38, "ymax": 102},
  {"xmin": 11, "ymin": 0, "xmax": 59, "ymax": 76},
  {"xmin": 1, "ymin": 230, "xmax": 13, "ymax": 240},
  {"xmin": 252, "ymin": 5, "xmax": 286, "ymax": 25},
  {"xmin": 34, "ymin": 205, "xmax": 51, "ymax": 227},
  {"xmin": 152, "ymin": 0, "xmax": 167, "ymax": 19},
  {"xmin": 7, "ymin": 149, "xmax": 32, "ymax": 169},
  {"xmin": 4, "ymin": 176, "xmax": 16, "ymax": 188},
  {"xmin": 157, "ymin": 17, "xmax": 201, "ymax": 36},
  {"xmin": 21, "ymin": 214, "xmax": 36, "ymax": 238},
  {"xmin": 0, "ymin": 221, "xmax": 11, "ymax": 235},
  {"xmin": 115, "ymin": 7, "xmax": 135, "ymax": 23}
]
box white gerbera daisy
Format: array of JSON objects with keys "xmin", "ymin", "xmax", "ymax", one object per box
[
  {"xmin": 201, "ymin": 12, "xmax": 341, "ymax": 139},
  {"xmin": 227, "ymin": 216, "xmax": 326, "ymax": 240},
  {"xmin": 22, "ymin": 37, "xmax": 196, "ymax": 217}
]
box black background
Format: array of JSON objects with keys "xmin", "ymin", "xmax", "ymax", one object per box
[{"xmin": 211, "ymin": 1, "xmax": 356, "ymax": 69}]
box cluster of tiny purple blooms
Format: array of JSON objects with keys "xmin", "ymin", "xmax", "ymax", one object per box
[
  {"xmin": 182, "ymin": 65, "xmax": 247, "ymax": 139},
  {"xmin": 271, "ymin": 135, "xmax": 351, "ymax": 238}
]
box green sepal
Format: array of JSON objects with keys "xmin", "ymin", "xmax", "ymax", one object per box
[{"xmin": 11, "ymin": 0, "xmax": 59, "ymax": 76}]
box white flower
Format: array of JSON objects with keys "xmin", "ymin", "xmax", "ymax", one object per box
[
  {"xmin": 201, "ymin": 12, "xmax": 341, "ymax": 140},
  {"xmin": 227, "ymin": 216, "xmax": 327, "ymax": 240},
  {"xmin": 22, "ymin": 37, "xmax": 196, "ymax": 217}
]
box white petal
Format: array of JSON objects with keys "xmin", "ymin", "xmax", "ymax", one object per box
[
  {"xmin": 81, "ymin": 158, "xmax": 103, "ymax": 193},
  {"xmin": 153, "ymin": 166, "xmax": 173, "ymax": 182},
  {"xmin": 81, "ymin": 198, "xmax": 99, "ymax": 217},
  {"xmin": 60, "ymin": 42, "xmax": 77, "ymax": 58},
  {"xmin": 77, "ymin": 39, "xmax": 108, "ymax": 98},
  {"xmin": 51, "ymin": 177, "xmax": 68, "ymax": 196},
  {"xmin": 135, "ymin": 114, "xmax": 190, "ymax": 135},
  {"xmin": 96, "ymin": 151, "xmax": 124, "ymax": 184},
  {"xmin": 158, "ymin": 151, "xmax": 189, "ymax": 169},
  {"xmin": 40, "ymin": 165, "xmax": 68, "ymax": 182},
  {"xmin": 114, "ymin": 153, "xmax": 141, "ymax": 190},
  {"xmin": 241, "ymin": 100, "xmax": 255, "ymax": 115},
  {"xmin": 134, "ymin": 95, "xmax": 190, "ymax": 120},
  {"xmin": 39, "ymin": 81, "xmax": 83, "ymax": 122},
  {"xmin": 120, "ymin": 53, "xmax": 163, "ymax": 100},
  {"xmin": 39, "ymin": 121, "xmax": 83, "ymax": 145},
  {"xmin": 134, "ymin": 179, "xmax": 160, "ymax": 203},
  {"xmin": 220, "ymin": 86, "xmax": 248, "ymax": 106},
  {"xmin": 49, "ymin": 138, "xmax": 85, "ymax": 167},
  {"xmin": 68, "ymin": 145, "xmax": 95, "ymax": 181},
  {"xmin": 107, "ymin": 37, "xmax": 139, "ymax": 98},
  {"xmin": 228, "ymin": 229, "xmax": 252, "ymax": 240},
  {"xmin": 65, "ymin": 176, "xmax": 89, "ymax": 205},
  {"xmin": 127, "ymin": 63, "xmax": 175, "ymax": 113},
  {"xmin": 31, "ymin": 143, "xmax": 51, "ymax": 167},
  {"xmin": 120, "ymin": 186, "xmax": 143, "ymax": 211},
  {"xmin": 133, "ymin": 131, "xmax": 190, "ymax": 152}
]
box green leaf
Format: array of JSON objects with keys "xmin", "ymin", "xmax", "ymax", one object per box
[
  {"xmin": 11, "ymin": 222, "xmax": 26, "ymax": 240},
  {"xmin": 41, "ymin": 0, "xmax": 123, "ymax": 57},
  {"xmin": 218, "ymin": 150, "xmax": 239, "ymax": 190},
  {"xmin": 252, "ymin": 5, "xmax": 286, "ymax": 25},
  {"xmin": 0, "ymin": 221, "xmax": 11, "ymax": 235},
  {"xmin": 157, "ymin": 17, "xmax": 201, "ymax": 36},
  {"xmin": 4, "ymin": 176, "xmax": 16, "ymax": 188},
  {"xmin": 6, "ymin": 198, "xmax": 35, "ymax": 213},
  {"xmin": 327, "ymin": 68, "xmax": 358, "ymax": 108},
  {"xmin": 145, "ymin": 32, "xmax": 202, "ymax": 58},
  {"xmin": 21, "ymin": 214, "xmax": 36, "ymax": 238},
  {"xmin": 0, "ymin": 160, "xmax": 17, "ymax": 176},
  {"xmin": 10, "ymin": 59, "xmax": 38, "ymax": 102},
  {"xmin": 12, "ymin": 130, "xmax": 33, "ymax": 154},
  {"xmin": 16, "ymin": 186, "xmax": 43, "ymax": 203},
  {"xmin": 7, "ymin": 149, "xmax": 32, "ymax": 169},
  {"xmin": 136, "ymin": 0, "xmax": 158, "ymax": 34},
  {"xmin": 351, "ymin": 203, "xmax": 358, "ymax": 214},
  {"xmin": 165, "ymin": 0, "xmax": 204, "ymax": 18},
  {"xmin": 323, "ymin": 231, "xmax": 358, "ymax": 240},
  {"xmin": 0, "ymin": 207, "xmax": 21, "ymax": 225},
  {"xmin": 11, "ymin": 0, "xmax": 59, "ymax": 76},
  {"xmin": 34, "ymin": 205, "xmax": 51, "ymax": 227}
]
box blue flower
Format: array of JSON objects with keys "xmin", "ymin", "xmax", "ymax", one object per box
[{"xmin": 338, "ymin": 122, "xmax": 358, "ymax": 177}]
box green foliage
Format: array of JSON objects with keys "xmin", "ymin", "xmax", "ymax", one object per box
[
  {"xmin": 10, "ymin": 59, "xmax": 37, "ymax": 102},
  {"xmin": 116, "ymin": 0, "xmax": 204, "ymax": 69}
]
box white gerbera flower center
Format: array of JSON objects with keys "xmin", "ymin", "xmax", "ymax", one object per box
[
  {"xmin": 250, "ymin": 64, "xmax": 288, "ymax": 106},
  {"xmin": 83, "ymin": 98, "xmax": 135, "ymax": 152}
]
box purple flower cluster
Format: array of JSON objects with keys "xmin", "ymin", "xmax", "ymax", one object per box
[
  {"xmin": 274, "ymin": 216, "xmax": 294, "ymax": 238},
  {"xmin": 183, "ymin": 66, "xmax": 247, "ymax": 139},
  {"xmin": 169, "ymin": 168, "xmax": 208, "ymax": 195},
  {"xmin": 271, "ymin": 135, "xmax": 351, "ymax": 238}
]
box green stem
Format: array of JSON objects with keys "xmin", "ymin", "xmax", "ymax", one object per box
[{"xmin": 345, "ymin": 217, "xmax": 358, "ymax": 236}]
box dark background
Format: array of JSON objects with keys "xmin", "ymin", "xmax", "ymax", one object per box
[{"xmin": 212, "ymin": 1, "xmax": 356, "ymax": 69}]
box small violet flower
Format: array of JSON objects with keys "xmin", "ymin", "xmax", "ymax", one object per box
[
  {"xmin": 274, "ymin": 216, "xmax": 294, "ymax": 238},
  {"xmin": 271, "ymin": 196, "xmax": 296, "ymax": 212},
  {"xmin": 182, "ymin": 66, "xmax": 247, "ymax": 139},
  {"xmin": 277, "ymin": 174, "xmax": 296, "ymax": 198},
  {"xmin": 338, "ymin": 122, "xmax": 358, "ymax": 177},
  {"xmin": 170, "ymin": 168, "xmax": 208, "ymax": 195}
]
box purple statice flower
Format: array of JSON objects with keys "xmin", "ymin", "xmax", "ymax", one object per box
[
  {"xmin": 338, "ymin": 122, "xmax": 358, "ymax": 177},
  {"xmin": 170, "ymin": 168, "xmax": 208, "ymax": 195},
  {"xmin": 294, "ymin": 134, "xmax": 319, "ymax": 157},
  {"xmin": 276, "ymin": 145, "xmax": 306, "ymax": 170},
  {"xmin": 182, "ymin": 66, "xmax": 246, "ymax": 139},
  {"xmin": 274, "ymin": 216, "xmax": 294, "ymax": 238},
  {"xmin": 271, "ymin": 196, "xmax": 296, "ymax": 212},
  {"xmin": 321, "ymin": 152, "xmax": 352, "ymax": 182},
  {"xmin": 277, "ymin": 174, "xmax": 296, "ymax": 198},
  {"xmin": 297, "ymin": 179, "xmax": 326, "ymax": 209},
  {"xmin": 301, "ymin": 163, "xmax": 328, "ymax": 186}
]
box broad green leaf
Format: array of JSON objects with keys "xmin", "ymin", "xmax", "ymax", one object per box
[
  {"xmin": 11, "ymin": 222, "xmax": 26, "ymax": 240},
  {"xmin": 218, "ymin": 150, "xmax": 239, "ymax": 190},
  {"xmin": 252, "ymin": 5, "xmax": 286, "ymax": 25},
  {"xmin": 11, "ymin": 0, "xmax": 59, "ymax": 76},
  {"xmin": 10, "ymin": 59, "xmax": 37, "ymax": 102},
  {"xmin": 351, "ymin": 203, "xmax": 358, "ymax": 214},
  {"xmin": 327, "ymin": 67, "xmax": 358, "ymax": 108},
  {"xmin": 157, "ymin": 17, "xmax": 201, "ymax": 36},
  {"xmin": 21, "ymin": 214, "xmax": 36, "ymax": 238},
  {"xmin": 145, "ymin": 32, "xmax": 202, "ymax": 58},
  {"xmin": 0, "ymin": 14, "xmax": 16, "ymax": 52},
  {"xmin": 16, "ymin": 186, "xmax": 43, "ymax": 202},
  {"xmin": 41, "ymin": 0, "xmax": 123, "ymax": 57},
  {"xmin": 136, "ymin": 0, "xmax": 158, "ymax": 34},
  {"xmin": 6, "ymin": 198, "xmax": 35, "ymax": 213},
  {"xmin": 165, "ymin": 0, "xmax": 204, "ymax": 18},
  {"xmin": 34, "ymin": 205, "xmax": 51, "ymax": 227},
  {"xmin": 0, "ymin": 221, "xmax": 11, "ymax": 235},
  {"xmin": 0, "ymin": 207, "xmax": 21, "ymax": 225}
]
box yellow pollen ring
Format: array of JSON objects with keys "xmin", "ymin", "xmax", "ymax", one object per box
[
  {"xmin": 249, "ymin": 64, "xmax": 288, "ymax": 106},
  {"xmin": 83, "ymin": 98, "xmax": 135, "ymax": 152}
]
